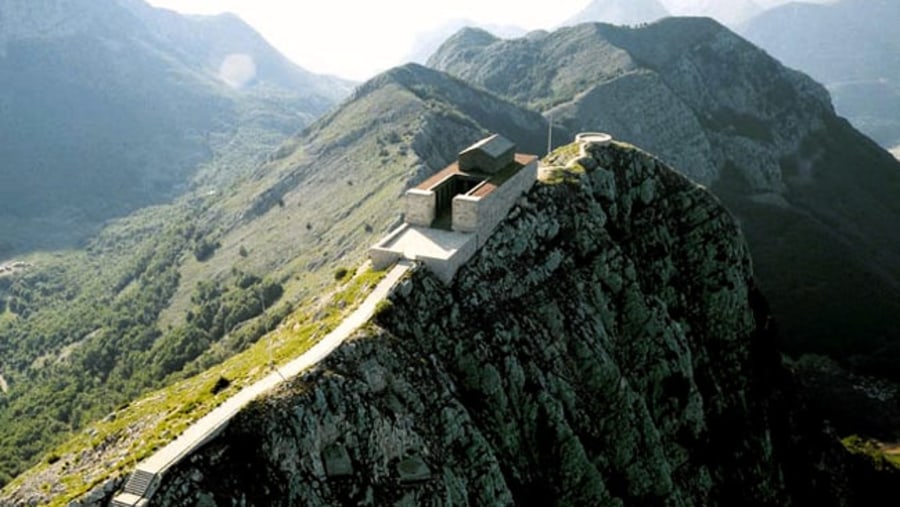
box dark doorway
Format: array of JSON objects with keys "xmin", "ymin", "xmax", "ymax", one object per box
[{"xmin": 431, "ymin": 175, "xmax": 483, "ymax": 230}]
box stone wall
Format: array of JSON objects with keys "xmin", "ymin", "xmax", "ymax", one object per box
[
  {"xmin": 450, "ymin": 195, "xmax": 479, "ymax": 233},
  {"xmin": 369, "ymin": 247, "xmax": 402, "ymax": 271},
  {"xmin": 404, "ymin": 189, "xmax": 434, "ymax": 227},
  {"xmin": 414, "ymin": 235, "xmax": 478, "ymax": 284},
  {"xmin": 459, "ymin": 146, "xmax": 514, "ymax": 173},
  {"xmin": 369, "ymin": 225, "xmax": 410, "ymax": 270},
  {"xmin": 452, "ymin": 160, "xmax": 538, "ymax": 246}
]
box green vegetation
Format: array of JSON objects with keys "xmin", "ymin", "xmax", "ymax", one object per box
[
  {"xmin": 2, "ymin": 264, "xmax": 386, "ymax": 506},
  {"xmin": 0, "ymin": 0, "xmax": 349, "ymax": 256},
  {"xmin": 842, "ymin": 435, "xmax": 900, "ymax": 470},
  {"xmin": 0, "ymin": 125, "xmax": 405, "ymax": 489},
  {"xmin": 0, "ymin": 205, "xmax": 220, "ymax": 484}
]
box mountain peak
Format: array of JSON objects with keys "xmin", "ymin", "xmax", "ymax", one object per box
[
  {"xmin": 350, "ymin": 63, "xmax": 446, "ymax": 100},
  {"xmin": 426, "ymin": 16, "xmax": 900, "ymax": 375},
  {"xmin": 116, "ymin": 137, "xmax": 893, "ymax": 506},
  {"xmin": 447, "ymin": 26, "xmax": 500, "ymax": 47}
]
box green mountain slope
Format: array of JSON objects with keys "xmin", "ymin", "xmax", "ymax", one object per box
[
  {"xmin": 428, "ymin": 19, "xmax": 900, "ymax": 374},
  {"xmin": 5, "ymin": 16, "xmax": 900, "ymax": 503},
  {"xmin": 0, "ymin": 0, "xmax": 350, "ymax": 256}
]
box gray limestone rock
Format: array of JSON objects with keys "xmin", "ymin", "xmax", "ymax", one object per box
[{"xmin": 149, "ymin": 142, "xmax": 854, "ymax": 506}]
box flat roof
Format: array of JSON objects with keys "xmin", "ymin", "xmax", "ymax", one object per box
[
  {"xmin": 460, "ymin": 133, "xmax": 516, "ymax": 159},
  {"xmin": 414, "ymin": 153, "xmax": 538, "ymax": 197}
]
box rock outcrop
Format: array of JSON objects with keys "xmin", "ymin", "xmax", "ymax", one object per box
[
  {"xmin": 428, "ymin": 19, "xmax": 900, "ymax": 382},
  {"xmin": 148, "ymin": 142, "xmax": 885, "ymax": 506}
]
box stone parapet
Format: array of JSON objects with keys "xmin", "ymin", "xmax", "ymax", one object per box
[{"xmin": 405, "ymin": 189, "xmax": 435, "ymax": 227}]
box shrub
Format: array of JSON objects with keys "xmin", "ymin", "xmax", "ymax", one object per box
[
  {"xmin": 374, "ymin": 299, "xmax": 393, "ymax": 320},
  {"xmin": 334, "ymin": 267, "xmax": 349, "ymax": 281},
  {"xmin": 193, "ymin": 239, "xmax": 220, "ymax": 261},
  {"xmin": 210, "ymin": 376, "xmax": 231, "ymax": 395}
]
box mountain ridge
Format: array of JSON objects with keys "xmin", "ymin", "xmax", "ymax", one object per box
[
  {"xmin": 0, "ymin": 60, "xmax": 556, "ymax": 497},
  {"xmin": 740, "ymin": 0, "xmax": 900, "ymax": 149},
  {"xmin": 141, "ymin": 140, "xmax": 896, "ymax": 506},
  {"xmin": 4, "ymin": 8, "xmax": 900, "ymax": 504},
  {"xmin": 428, "ymin": 18, "xmax": 900, "ymax": 373}
]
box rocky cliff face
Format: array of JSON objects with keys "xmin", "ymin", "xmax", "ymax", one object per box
[{"xmin": 148, "ymin": 141, "xmax": 880, "ymax": 506}]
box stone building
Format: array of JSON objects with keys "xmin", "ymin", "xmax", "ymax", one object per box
[{"xmin": 370, "ymin": 134, "xmax": 538, "ymax": 283}]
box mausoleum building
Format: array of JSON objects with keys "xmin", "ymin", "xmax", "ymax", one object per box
[{"xmin": 370, "ymin": 134, "xmax": 538, "ymax": 283}]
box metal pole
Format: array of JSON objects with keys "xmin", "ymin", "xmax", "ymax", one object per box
[{"xmin": 547, "ymin": 112, "xmax": 553, "ymax": 156}]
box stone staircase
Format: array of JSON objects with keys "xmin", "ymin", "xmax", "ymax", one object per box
[{"xmin": 110, "ymin": 469, "xmax": 157, "ymax": 506}]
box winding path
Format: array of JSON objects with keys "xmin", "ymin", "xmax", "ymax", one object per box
[{"xmin": 111, "ymin": 261, "xmax": 411, "ymax": 506}]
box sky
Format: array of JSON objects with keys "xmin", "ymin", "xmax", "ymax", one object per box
[
  {"xmin": 144, "ymin": 0, "xmax": 592, "ymax": 80},
  {"xmin": 143, "ymin": 0, "xmax": 827, "ymax": 81}
]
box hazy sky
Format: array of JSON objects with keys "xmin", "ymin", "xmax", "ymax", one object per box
[
  {"xmin": 144, "ymin": 0, "xmax": 826, "ymax": 81},
  {"xmin": 145, "ymin": 0, "xmax": 591, "ymax": 80}
]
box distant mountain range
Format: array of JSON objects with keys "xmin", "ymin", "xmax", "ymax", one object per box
[
  {"xmin": 404, "ymin": 18, "xmax": 526, "ymax": 65},
  {"xmin": 0, "ymin": 0, "xmax": 351, "ymax": 256},
  {"xmin": 740, "ymin": 0, "xmax": 900, "ymax": 151},
  {"xmin": 562, "ymin": 0, "xmax": 836, "ymax": 28},
  {"xmin": 662, "ymin": 0, "xmax": 763, "ymax": 25}
]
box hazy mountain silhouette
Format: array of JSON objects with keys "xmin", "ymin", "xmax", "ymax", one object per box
[
  {"xmin": 741, "ymin": 0, "xmax": 900, "ymax": 150},
  {"xmin": 0, "ymin": 0, "xmax": 351, "ymax": 255},
  {"xmin": 561, "ymin": 0, "xmax": 670, "ymax": 27}
]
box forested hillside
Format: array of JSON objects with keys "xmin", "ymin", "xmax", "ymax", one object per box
[{"xmin": 0, "ymin": 0, "xmax": 350, "ymax": 256}]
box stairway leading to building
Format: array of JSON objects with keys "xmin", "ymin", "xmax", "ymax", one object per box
[{"xmin": 109, "ymin": 261, "xmax": 411, "ymax": 506}]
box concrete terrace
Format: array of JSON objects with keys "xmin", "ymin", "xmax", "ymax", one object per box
[
  {"xmin": 111, "ymin": 261, "xmax": 412, "ymax": 507},
  {"xmin": 379, "ymin": 225, "xmax": 474, "ymax": 261}
]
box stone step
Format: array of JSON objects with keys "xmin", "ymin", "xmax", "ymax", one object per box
[
  {"xmin": 110, "ymin": 492, "xmax": 148, "ymax": 507},
  {"xmin": 121, "ymin": 469, "xmax": 156, "ymax": 497}
]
